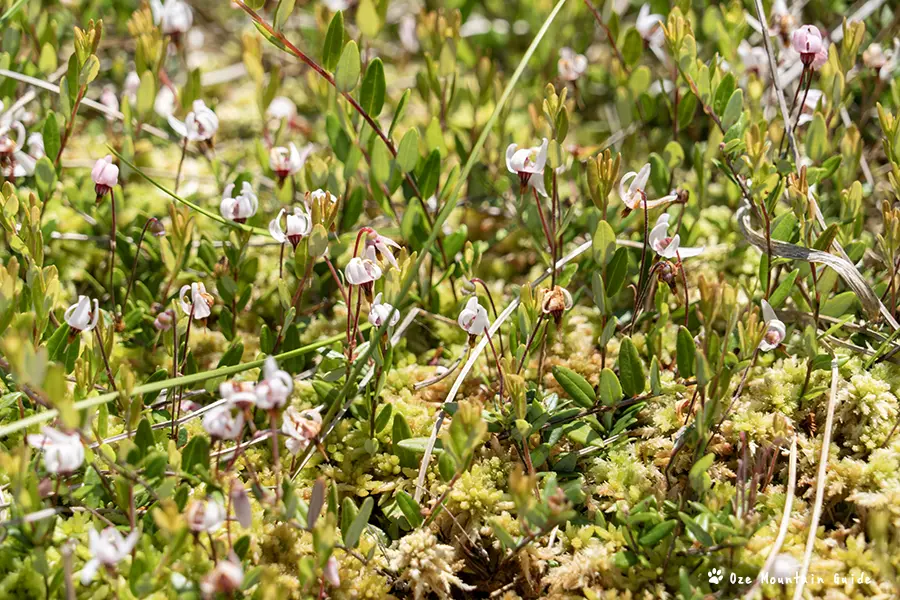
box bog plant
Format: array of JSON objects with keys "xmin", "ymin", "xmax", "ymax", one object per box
[{"xmin": 1, "ymin": 0, "xmax": 900, "ymax": 598}]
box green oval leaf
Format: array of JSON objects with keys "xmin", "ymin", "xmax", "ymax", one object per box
[
  {"xmin": 551, "ymin": 366, "xmax": 595, "ymax": 408},
  {"xmin": 335, "ymin": 40, "xmax": 360, "ymax": 93},
  {"xmin": 616, "ymin": 336, "xmax": 645, "ymax": 397}
]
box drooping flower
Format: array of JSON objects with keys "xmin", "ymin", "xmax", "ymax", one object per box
[
  {"xmin": 202, "ymin": 405, "xmax": 245, "ymax": 440},
  {"xmin": 458, "ymin": 297, "xmax": 490, "ymax": 336},
  {"xmin": 80, "ymin": 527, "xmax": 140, "ymax": 585},
  {"xmin": 618, "ymin": 164, "xmax": 677, "ymax": 212},
  {"xmin": 648, "ymin": 214, "xmax": 704, "ymax": 259},
  {"xmin": 26, "ymin": 427, "xmax": 85, "ymax": 474},
  {"xmin": 366, "ymin": 231, "xmax": 401, "ymax": 269},
  {"xmin": 811, "ymin": 45, "xmax": 829, "ymax": 70},
  {"xmin": 345, "ymin": 246, "xmax": 384, "ymax": 287},
  {"xmin": 759, "ymin": 299, "xmax": 786, "ymax": 351},
  {"xmin": 91, "ymin": 155, "xmax": 119, "ymax": 200},
  {"xmin": 636, "ymin": 4, "xmax": 665, "ymax": 48},
  {"xmin": 255, "ymin": 356, "xmax": 293, "ymax": 411},
  {"xmin": 323, "ymin": 556, "xmax": 341, "ymax": 587},
  {"xmin": 0, "ymin": 119, "xmax": 35, "ymax": 179},
  {"xmin": 150, "ymin": 0, "xmax": 193, "ymax": 36},
  {"xmin": 269, "ymin": 143, "xmax": 308, "ymax": 180},
  {"xmin": 541, "ymin": 285, "xmax": 573, "ymax": 324},
  {"xmin": 64, "ymin": 296, "xmax": 101, "ymax": 334},
  {"xmin": 153, "ymin": 308, "xmax": 175, "ymax": 331},
  {"xmin": 558, "ymin": 47, "xmax": 588, "ymax": 81},
  {"xmin": 266, "ymin": 96, "xmax": 297, "ymax": 122},
  {"xmin": 200, "ymin": 560, "xmax": 244, "ymax": 598},
  {"xmin": 179, "ymin": 282, "xmax": 214, "ymax": 319},
  {"xmin": 765, "ymin": 553, "xmax": 801, "ymax": 582},
  {"xmin": 863, "ymin": 41, "xmax": 899, "ymax": 81},
  {"xmin": 185, "ymin": 498, "xmax": 226, "ymax": 533},
  {"xmin": 269, "ymin": 206, "xmax": 312, "ymax": 249},
  {"xmin": 791, "ymin": 25, "xmax": 824, "ymax": 67},
  {"xmin": 168, "ymin": 100, "xmax": 218, "ymax": 143},
  {"xmin": 737, "ymin": 41, "xmax": 768, "ymax": 77},
  {"xmin": 219, "ymin": 182, "xmax": 258, "ymax": 224},
  {"xmin": 230, "ymin": 482, "xmax": 252, "ymax": 528},
  {"xmin": 219, "ymin": 381, "xmax": 258, "ymax": 409},
  {"xmin": 369, "ymin": 293, "xmax": 400, "ymax": 328},
  {"xmin": 282, "ymin": 406, "xmax": 324, "ymax": 455},
  {"xmin": 506, "ymin": 138, "xmax": 549, "ymax": 196}
]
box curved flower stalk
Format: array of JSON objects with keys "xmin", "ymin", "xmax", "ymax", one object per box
[
  {"xmin": 219, "ymin": 182, "xmax": 258, "ymax": 224},
  {"xmin": 759, "ymin": 300, "xmax": 787, "ymax": 351},
  {"xmin": 150, "ymin": 0, "xmax": 193, "ymax": 38},
  {"xmin": 458, "ymin": 296, "xmax": 505, "ymax": 401},
  {"xmin": 26, "ymin": 427, "xmax": 85, "ymax": 474},
  {"xmin": 80, "ymin": 527, "xmax": 140, "ymax": 585}
]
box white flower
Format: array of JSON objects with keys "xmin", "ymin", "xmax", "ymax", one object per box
[
  {"xmin": 255, "ymin": 356, "xmax": 293, "ymax": 411},
  {"xmin": 619, "ymin": 163, "xmax": 677, "ymax": 211},
  {"xmin": 269, "ymin": 143, "xmax": 309, "ymax": 179},
  {"xmin": 179, "ymin": 282, "xmax": 213, "ymax": 319},
  {"xmin": 219, "ymin": 381, "xmax": 258, "ymax": 409},
  {"xmin": 345, "ymin": 246, "xmax": 384, "ymax": 286},
  {"xmin": 0, "ymin": 119, "xmax": 36, "ymax": 178},
  {"xmin": 766, "ymin": 553, "xmax": 801, "ymax": 582},
  {"xmin": 219, "ymin": 182, "xmax": 258, "ymax": 223},
  {"xmin": 91, "ymin": 155, "xmax": 119, "ymax": 198},
  {"xmin": 80, "ymin": 527, "xmax": 140, "ymax": 584},
  {"xmin": 282, "ymin": 406, "xmax": 323, "ymax": 455},
  {"xmin": 230, "ymin": 482, "xmax": 252, "ymax": 528},
  {"xmin": 759, "ymin": 299, "xmax": 786, "ymax": 351},
  {"xmin": 636, "ymin": 4, "xmax": 665, "ymax": 48},
  {"xmin": 737, "ymin": 41, "xmax": 768, "ymax": 77},
  {"xmin": 458, "ymin": 297, "xmax": 490, "ymax": 336},
  {"xmin": 202, "ymin": 405, "xmax": 245, "ymax": 440},
  {"xmin": 26, "ymin": 132, "xmax": 44, "ymax": 159},
  {"xmin": 168, "ymin": 100, "xmax": 218, "ymax": 142},
  {"xmin": 123, "ymin": 71, "xmax": 141, "ymax": 104},
  {"xmin": 64, "ymin": 296, "xmax": 100, "ymax": 333},
  {"xmin": 324, "ymin": 556, "xmax": 340, "ymax": 587},
  {"xmin": 100, "ymin": 85, "xmax": 119, "ymax": 121},
  {"xmin": 309, "ymin": 189, "xmax": 331, "ymax": 204},
  {"xmin": 269, "ymin": 206, "xmax": 312, "ymax": 248},
  {"xmin": 26, "ymin": 427, "xmax": 85, "ymax": 474},
  {"xmin": 200, "ymin": 560, "xmax": 244, "ymax": 598},
  {"xmin": 150, "ymin": 0, "xmax": 193, "ymax": 36},
  {"xmin": 185, "ymin": 498, "xmax": 226, "ymax": 533},
  {"xmin": 863, "ymin": 41, "xmax": 899, "ymax": 81},
  {"xmin": 369, "ymin": 293, "xmax": 400, "ymax": 328},
  {"xmin": 366, "ymin": 232, "xmax": 401, "ymax": 269},
  {"xmin": 506, "ymin": 138, "xmax": 549, "ymax": 197},
  {"xmin": 266, "ymin": 96, "xmax": 296, "ymax": 122},
  {"xmin": 558, "ymin": 47, "xmax": 587, "ymax": 81},
  {"xmin": 154, "ymin": 86, "xmax": 176, "ymax": 118},
  {"xmin": 648, "ymin": 214, "xmax": 704, "ymax": 259}
]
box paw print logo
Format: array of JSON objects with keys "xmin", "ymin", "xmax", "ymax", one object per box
[{"xmin": 708, "ymin": 568, "xmax": 724, "ymax": 585}]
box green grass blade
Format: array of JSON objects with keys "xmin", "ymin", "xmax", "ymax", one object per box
[
  {"xmin": 0, "ymin": 328, "xmax": 363, "ymax": 438},
  {"xmin": 108, "ymin": 147, "xmax": 269, "ymax": 236}
]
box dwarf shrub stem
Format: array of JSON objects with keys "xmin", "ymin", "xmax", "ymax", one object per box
[{"xmin": 121, "ymin": 217, "xmax": 158, "ymax": 315}]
